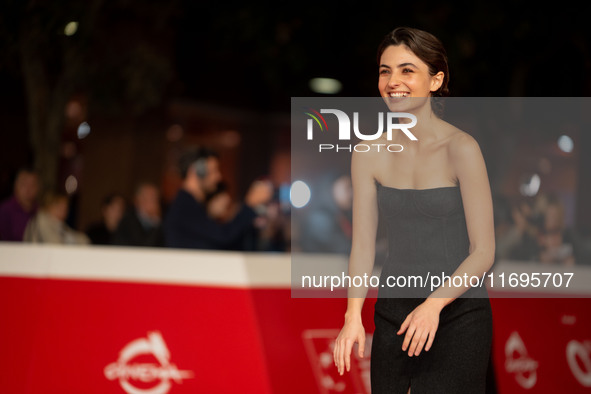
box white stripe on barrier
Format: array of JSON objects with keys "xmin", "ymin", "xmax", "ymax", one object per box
[
  {"xmin": 0, "ymin": 242, "xmax": 292, "ymax": 287},
  {"xmin": 2, "ymin": 243, "xmax": 590, "ymax": 294}
]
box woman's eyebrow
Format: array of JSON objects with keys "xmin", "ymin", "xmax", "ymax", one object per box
[
  {"xmin": 379, "ymin": 62, "xmax": 418, "ymax": 69},
  {"xmin": 397, "ymin": 62, "xmax": 417, "ymax": 68}
]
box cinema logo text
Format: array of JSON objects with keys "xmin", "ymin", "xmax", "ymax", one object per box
[
  {"xmin": 504, "ymin": 331, "xmax": 538, "ymax": 389},
  {"xmin": 304, "ymin": 108, "xmax": 417, "ymax": 153},
  {"xmin": 104, "ymin": 331, "xmax": 194, "ymax": 394},
  {"xmin": 566, "ymin": 339, "xmax": 591, "ymax": 387}
]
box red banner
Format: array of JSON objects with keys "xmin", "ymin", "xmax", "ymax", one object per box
[{"xmin": 0, "ymin": 244, "xmax": 590, "ymax": 393}]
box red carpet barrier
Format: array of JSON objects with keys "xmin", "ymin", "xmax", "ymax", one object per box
[
  {"xmin": 0, "ymin": 243, "xmax": 590, "ymax": 393},
  {"xmin": 0, "ymin": 244, "xmax": 376, "ymax": 393},
  {"xmin": 490, "ymin": 297, "xmax": 591, "ymax": 393},
  {"xmin": 488, "ymin": 261, "xmax": 591, "ymax": 393}
]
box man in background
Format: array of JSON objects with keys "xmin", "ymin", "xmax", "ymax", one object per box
[
  {"xmin": 164, "ymin": 147, "xmax": 272, "ymax": 249},
  {"xmin": 112, "ymin": 183, "xmax": 164, "ymax": 247},
  {"xmin": 0, "ymin": 168, "xmax": 40, "ymax": 241},
  {"xmin": 85, "ymin": 193, "xmax": 126, "ymax": 245}
]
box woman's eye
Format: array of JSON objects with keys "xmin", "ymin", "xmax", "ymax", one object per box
[
  {"xmin": 379, "ymin": 69, "xmax": 390, "ymax": 75},
  {"xmin": 402, "ymin": 68, "xmax": 413, "ymax": 73}
]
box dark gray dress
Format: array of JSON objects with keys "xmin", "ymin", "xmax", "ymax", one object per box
[{"xmin": 371, "ymin": 181, "xmax": 493, "ymax": 393}]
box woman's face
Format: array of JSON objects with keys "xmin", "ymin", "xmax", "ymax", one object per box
[{"xmin": 378, "ymin": 45, "xmax": 443, "ymax": 107}]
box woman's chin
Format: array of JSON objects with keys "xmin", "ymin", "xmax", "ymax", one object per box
[{"xmin": 382, "ymin": 96, "xmax": 430, "ymax": 113}]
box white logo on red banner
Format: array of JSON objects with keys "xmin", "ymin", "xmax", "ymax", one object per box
[
  {"xmin": 104, "ymin": 331, "xmax": 194, "ymax": 394},
  {"xmin": 504, "ymin": 331, "xmax": 538, "ymax": 389},
  {"xmin": 566, "ymin": 339, "xmax": 591, "ymax": 387}
]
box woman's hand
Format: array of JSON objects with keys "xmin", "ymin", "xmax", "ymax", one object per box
[
  {"xmin": 397, "ymin": 299, "xmax": 444, "ymax": 357},
  {"xmin": 333, "ymin": 315, "xmax": 366, "ymax": 375}
]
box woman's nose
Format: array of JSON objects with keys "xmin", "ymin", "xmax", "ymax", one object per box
[{"xmin": 388, "ymin": 74, "xmax": 400, "ymax": 88}]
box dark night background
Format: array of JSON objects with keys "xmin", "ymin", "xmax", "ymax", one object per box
[
  {"xmin": 1, "ymin": 4, "xmax": 590, "ymax": 392},
  {"xmin": 1, "ymin": 0, "xmax": 590, "ymax": 231}
]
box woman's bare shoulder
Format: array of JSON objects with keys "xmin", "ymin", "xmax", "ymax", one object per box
[
  {"xmin": 351, "ymin": 142, "xmax": 387, "ymax": 182},
  {"xmin": 444, "ymin": 125, "xmax": 481, "ymax": 160},
  {"xmin": 352, "ymin": 141, "xmax": 386, "ymax": 163}
]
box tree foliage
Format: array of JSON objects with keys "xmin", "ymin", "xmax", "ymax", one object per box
[{"xmin": 1, "ymin": 0, "xmax": 178, "ymax": 192}]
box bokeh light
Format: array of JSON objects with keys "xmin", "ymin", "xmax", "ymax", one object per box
[
  {"xmin": 519, "ymin": 173, "xmax": 541, "ymax": 197},
  {"xmin": 290, "ymin": 180, "xmax": 311, "ymax": 208},
  {"xmin": 77, "ymin": 122, "xmax": 91, "ymax": 139},
  {"xmin": 65, "ymin": 175, "xmax": 78, "ymax": 194},
  {"xmin": 558, "ymin": 134, "xmax": 574, "ymax": 153},
  {"xmin": 309, "ymin": 78, "xmax": 342, "ymax": 94},
  {"xmin": 64, "ymin": 21, "xmax": 78, "ymax": 36}
]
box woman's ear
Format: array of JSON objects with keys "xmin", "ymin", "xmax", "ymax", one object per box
[{"xmin": 430, "ymin": 71, "xmax": 445, "ymax": 93}]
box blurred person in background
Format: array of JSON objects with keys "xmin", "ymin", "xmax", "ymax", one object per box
[
  {"xmin": 492, "ymin": 195, "xmax": 514, "ymax": 259},
  {"xmin": 0, "ymin": 168, "xmax": 40, "ymax": 241},
  {"xmin": 207, "ymin": 180, "xmax": 291, "ymax": 252},
  {"xmin": 112, "ymin": 183, "xmax": 164, "ymax": 247},
  {"xmin": 206, "ymin": 182, "xmax": 235, "ymax": 223},
  {"xmin": 299, "ymin": 172, "xmax": 353, "ymax": 254},
  {"xmin": 164, "ymin": 146, "xmax": 273, "ymax": 249},
  {"xmin": 255, "ymin": 151, "xmax": 292, "ymax": 252},
  {"xmin": 495, "ymin": 198, "xmax": 541, "ymax": 261},
  {"xmin": 205, "ymin": 182, "xmax": 255, "ymax": 250},
  {"xmin": 23, "ymin": 192, "xmax": 89, "ymax": 245},
  {"xmin": 253, "ymin": 195, "xmax": 290, "ymax": 252},
  {"xmin": 85, "ymin": 193, "xmax": 126, "ymax": 245},
  {"xmin": 538, "ymin": 196, "xmax": 576, "ymax": 265}
]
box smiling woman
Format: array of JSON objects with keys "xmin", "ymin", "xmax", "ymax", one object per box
[
  {"xmin": 377, "ymin": 28, "xmax": 449, "ymax": 118},
  {"xmin": 377, "ymin": 27, "xmax": 450, "ymax": 98},
  {"xmin": 333, "ymin": 27, "xmax": 495, "ymax": 394}
]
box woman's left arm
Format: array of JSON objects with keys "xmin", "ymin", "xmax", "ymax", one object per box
[
  {"xmin": 431, "ymin": 132, "xmax": 496, "ymax": 302},
  {"xmin": 398, "ymin": 132, "xmax": 495, "ymax": 357}
]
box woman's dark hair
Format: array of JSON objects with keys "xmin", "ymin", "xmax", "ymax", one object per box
[{"xmin": 377, "ymin": 27, "xmax": 450, "ymax": 98}]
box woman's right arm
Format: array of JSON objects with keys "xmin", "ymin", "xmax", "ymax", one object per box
[{"xmin": 333, "ymin": 148, "xmax": 379, "ymax": 375}]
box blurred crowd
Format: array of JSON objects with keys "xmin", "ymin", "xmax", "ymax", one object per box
[
  {"xmin": 293, "ymin": 173, "xmax": 591, "ymax": 267},
  {"xmin": 1, "ymin": 160, "xmax": 591, "ymax": 266},
  {"xmin": 295, "ymin": 172, "xmax": 354, "ymax": 255},
  {"xmin": 494, "ymin": 193, "xmax": 591, "ymax": 266},
  {"xmin": 0, "ymin": 147, "xmax": 291, "ymax": 252}
]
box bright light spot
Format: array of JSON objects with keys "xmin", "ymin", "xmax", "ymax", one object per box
[
  {"xmin": 64, "ymin": 21, "xmax": 78, "ymax": 36},
  {"xmin": 519, "ymin": 173, "xmax": 541, "ymax": 197},
  {"xmin": 309, "ymin": 77, "xmax": 342, "ymax": 94},
  {"xmin": 65, "ymin": 175, "xmax": 78, "ymax": 194},
  {"xmin": 557, "ymin": 135, "xmax": 574, "ymax": 153},
  {"xmin": 290, "ymin": 180, "xmax": 311, "ymax": 208},
  {"xmin": 77, "ymin": 122, "xmax": 90, "ymax": 139}
]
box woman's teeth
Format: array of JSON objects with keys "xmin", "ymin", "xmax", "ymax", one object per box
[{"xmin": 389, "ymin": 92, "xmax": 409, "ymax": 97}]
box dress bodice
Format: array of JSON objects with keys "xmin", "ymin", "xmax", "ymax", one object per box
[{"xmin": 375, "ymin": 180, "xmax": 483, "ymax": 298}]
